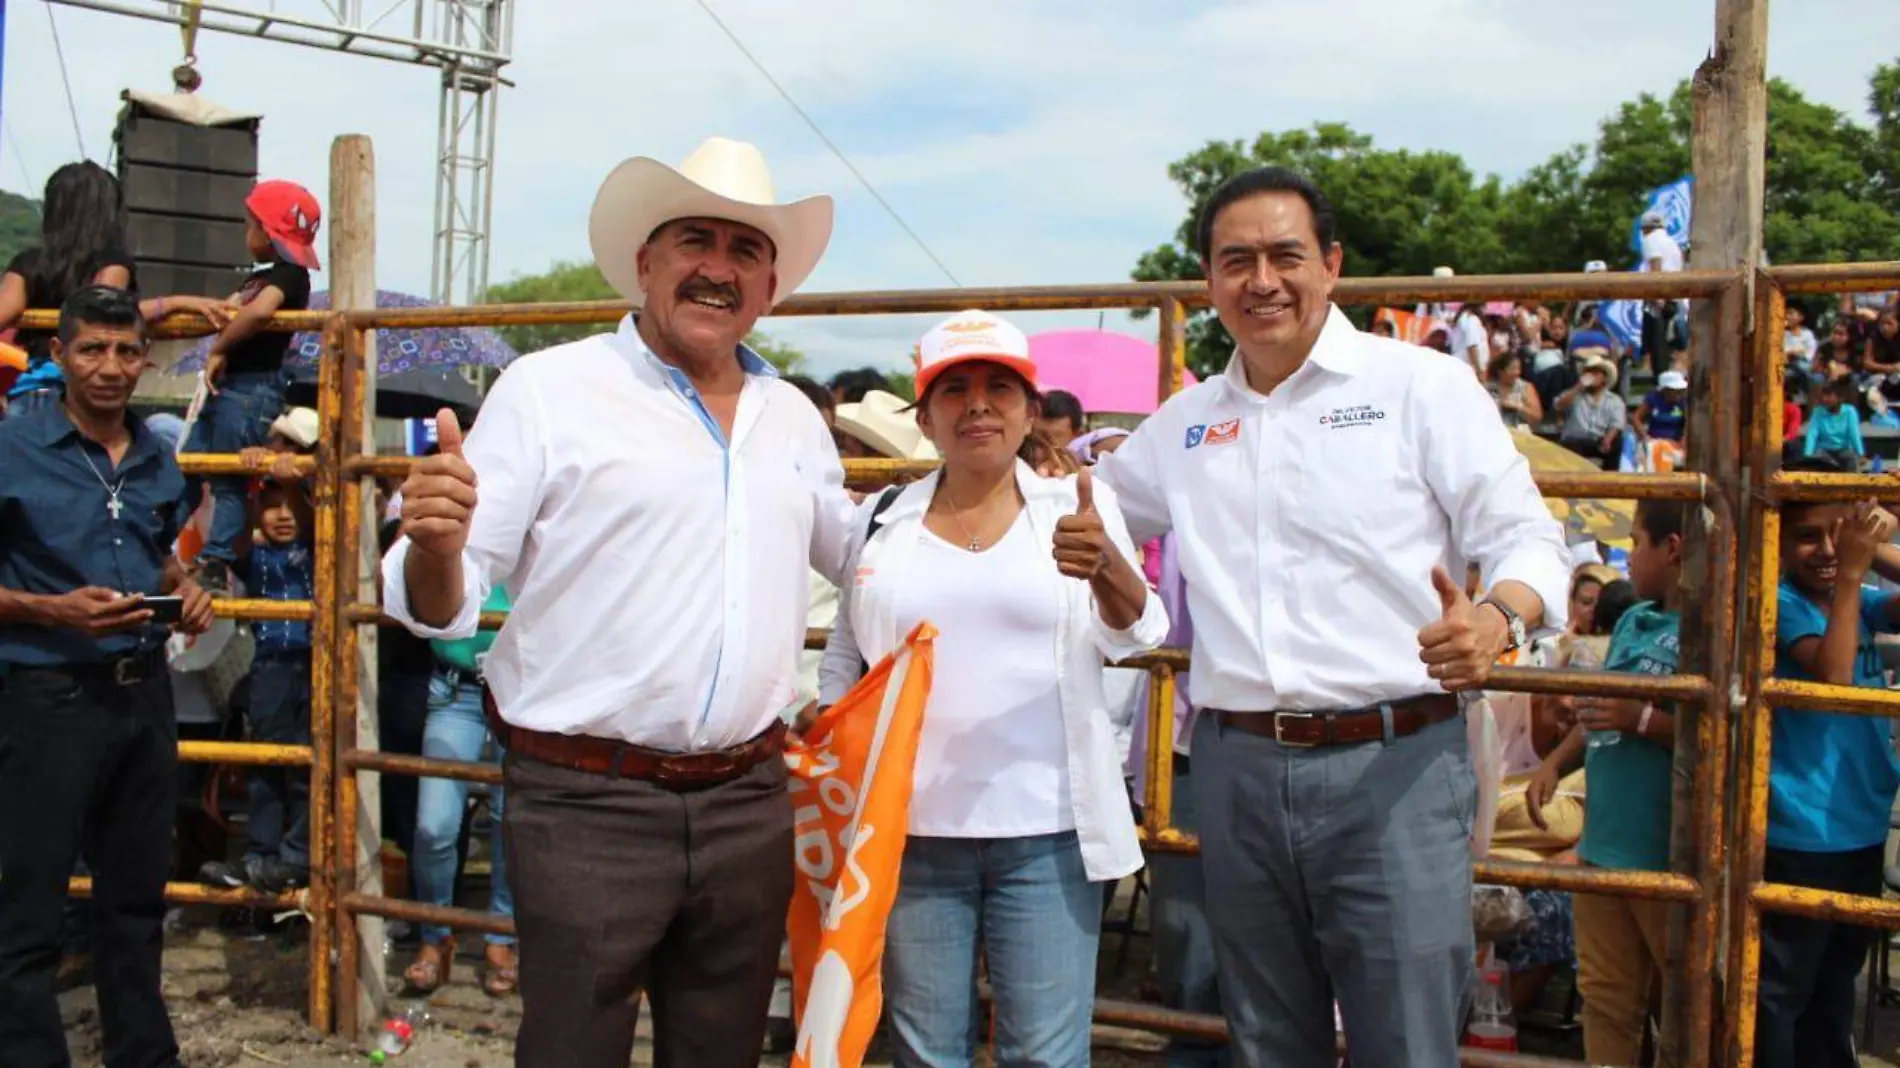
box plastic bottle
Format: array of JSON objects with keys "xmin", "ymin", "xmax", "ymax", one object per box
[
  {"xmin": 372, "ymin": 1007, "xmax": 425, "ymax": 1059},
  {"xmin": 1463, "ymin": 963, "xmax": 1518, "ymax": 1051}
]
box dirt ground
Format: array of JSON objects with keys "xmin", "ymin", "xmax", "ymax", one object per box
[
  {"xmin": 57, "ymin": 895, "xmax": 1900, "ymax": 1067},
  {"xmin": 58, "ymin": 891, "xmax": 1175, "ymax": 1068}
]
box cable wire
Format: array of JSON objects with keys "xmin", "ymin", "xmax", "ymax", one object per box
[
  {"xmin": 691, "ymin": 0, "xmax": 961, "ymax": 287},
  {"xmin": 4, "ymin": 120, "xmax": 35, "ymax": 191},
  {"xmin": 44, "ymin": 2, "xmax": 89, "ymax": 159}
]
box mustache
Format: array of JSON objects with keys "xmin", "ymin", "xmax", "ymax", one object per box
[{"xmin": 677, "ymin": 277, "xmax": 740, "ymax": 307}]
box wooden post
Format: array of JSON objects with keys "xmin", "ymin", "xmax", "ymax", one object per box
[
  {"xmin": 1674, "ymin": 2, "xmax": 1768, "ymax": 1067},
  {"xmin": 328, "ymin": 133, "xmax": 385, "ymax": 1037}
]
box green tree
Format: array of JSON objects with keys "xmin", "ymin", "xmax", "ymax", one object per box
[
  {"xmin": 1135, "ymin": 70, "xmax": 1900, "ymax": 376},
  {"xmin": 482, "ymin": 259, "xmax": 806, "ymax": 373},
  {"xmin": 0, "ymin": 191, "xmax": 41, "ymax": 267}
]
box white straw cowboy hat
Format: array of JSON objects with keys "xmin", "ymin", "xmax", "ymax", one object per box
[
  {"xmin": 835, "ymin": 390, "xmax": 939, "ymax": 462},
  {"xmin": 588, "ymin": 136, "xmax": 834, "ymax": 310},
  {"xmin": 1577, "ymin": 351, "xmax": 1619, "ymax": 389}
]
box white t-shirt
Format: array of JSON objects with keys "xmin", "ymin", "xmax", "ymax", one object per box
[
  {"xmin": 1453, "ymin": 311, "xmax": 1490, "ymax": 372},
  {"xmin": 1641, "ymin": 229, "xmax": 1684, "ymax": 273},
  {"xmin": 894, "ymin": 515, "xmax": 1073, "ymax": 837}
]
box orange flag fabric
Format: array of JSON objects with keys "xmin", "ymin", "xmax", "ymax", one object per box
[{"xmin": 787, "ymin": 621, "xmax": 936, "ymax": 1068}]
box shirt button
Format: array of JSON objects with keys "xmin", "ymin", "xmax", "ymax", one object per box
[{"xmin": 113, "ymin": 537, "xmax": 123, "ymax": 546}]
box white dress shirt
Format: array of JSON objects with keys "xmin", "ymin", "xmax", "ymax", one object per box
[
  {"xmin": 382, "ymin": 316, "xmax": 856, "ymax": 751},
  {"xmin": 1096, "ymin": 305, "xmax": 1570, "ymax": 714},
  {"xmin": 819, "ymin": 463, "xmax": 1168, "ymax": 881}
]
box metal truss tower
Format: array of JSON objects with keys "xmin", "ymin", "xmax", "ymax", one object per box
[{"xmin": 44, "ymin": 0, "xmax": 514, "ymax": 305}]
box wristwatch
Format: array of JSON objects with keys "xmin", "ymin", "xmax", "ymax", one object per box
[{"xmin": 1481, "ymin": 598, "xmax": 1528, "ymax": 653}]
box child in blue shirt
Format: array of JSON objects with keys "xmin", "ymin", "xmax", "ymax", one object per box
[
  {"xmin": 1529, "ymin": 499, "xmax": 1686, "ymax": 1067},
  {"xmin": 1801, "ymin": 379, "xmax": 1865, "ymax": 471},
  {"xmin": 199, "ymin": 480, "xmax": 315, "ymax": 893},
  {"xmin": 1760, "ymin": 456, "xmax": 1900, "ymax": 1068}
]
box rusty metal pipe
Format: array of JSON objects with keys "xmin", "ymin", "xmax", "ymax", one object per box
[
  {"xmin": 1760, "ymin": 677, "xmax": 1900, "ymax": 717},
  {"xmin": 1764, "ymin": 261, "xmax": 1900, "ymax": 293},
  {"xmin": 17, "ymin": 308, "xmax": 328, "ymax": 335},
  {"xmin": 348, "ymin": 454, "xmax": 1706, "ymax": 504},
  {"xmin": 341, "ymin": 891, "xmax": 514, "ymax": 937},
  {"xmin": 1771, "ymin": 471, "xmax": 1900, "ymax": 502},
  {"xmin": 1484, "ymin": 666, "xmax": 1711, "ymax": 701},
  {"xmin": 343, "ymin": 748, "xmax": 502, "ymax": 786},
  {"xmin": 178, "ymin": 740, "xmax": 313, "ymax": 766},
  {"xmin": 213, "ymin": 598, "xmax": 316, "ymax": 622},
  {"xmin": 176, "ymin": 453, "xmax": 318, "ymax": 478},
  {"xmin": 1751, "ymin": 881, "xmax": 1900, "ymax": 926},
  {"xmin": 69, "ymin": 876, "xmax": 299, "ymax": 912},
  {"xmin": 304, "ymin": 308, "xmax": 343, "ymax": 1034}
]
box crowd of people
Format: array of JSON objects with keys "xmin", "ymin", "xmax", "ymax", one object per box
[{"xmin": 2, "ymin": 132, "xmax": 1899, "ymax": 1068}]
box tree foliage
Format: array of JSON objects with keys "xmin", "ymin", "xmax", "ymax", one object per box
[
  {"xmin": 481, "ymin": 259, "xmax": 807, "ymax": 373},
  {"xmin": 0, "ymin": 191, "xmax": 40, "ymax": 268},
  {"xmin": 1135, "ymin": 67, "xmax": 1900, "ymax": 376}
]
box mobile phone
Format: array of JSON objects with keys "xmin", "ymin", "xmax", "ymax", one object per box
[{"xmin": 142, "ymin": 595, "xmax": 185, "ymax": 625}]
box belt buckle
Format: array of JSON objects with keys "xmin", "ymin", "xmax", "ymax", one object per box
[
  {"xmin": 112, "ymin": 658, "xmax": 141, "ymax": 686},
  {"xmin": 1271, "ymin": 711, "xmax": 1317, "ymax": 748}
]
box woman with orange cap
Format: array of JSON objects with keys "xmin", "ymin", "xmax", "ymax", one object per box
[{"xmin": 820, "ymin": 309, "xmax": 1167, "ymax": 1067}]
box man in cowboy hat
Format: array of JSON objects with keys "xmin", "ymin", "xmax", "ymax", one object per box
[
  {"xmin": 382, "ymin": 136, "xmax": 854, "ymax": 1068},
  {"xmin": 1556, "ymin": 351, "xmax": 1628, "ymax": 469}
]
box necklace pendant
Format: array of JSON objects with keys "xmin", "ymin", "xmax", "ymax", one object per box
[
  {"xmin": 968, "ymin": 538, "xmax": 981, "ymax": 552},
  {"xmin": 106, "ymin": 494, "xmax": 123, "ymax": 521}
]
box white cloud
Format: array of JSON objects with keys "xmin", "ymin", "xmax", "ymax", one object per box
[{"xmin": 6, "ymin": 0, "xmax": 1897, "ymax": 377}]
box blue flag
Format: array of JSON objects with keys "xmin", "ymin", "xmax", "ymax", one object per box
[
  {"xmin": 1598, "ymin": 298, "xmax": 1645, "ymax": 353},
  {"xmin": 1630, "ymin": 175, "xmax": 1693, "ymax": 257}
]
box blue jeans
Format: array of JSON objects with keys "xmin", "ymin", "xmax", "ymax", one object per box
[
  {"xmin": 414, "ymin": 672, "xmax": 513, "ymax": 946},
  {"xmin": 884, "ymin": 831, "xmax": 1101, "ymax": 1068},
  {"xmin": 1149, "ymin": 760, "xmax": 1229, "ymax": 1068},
  {"xmin": 246, "ymin": 652, "xmax": 311, "ymax": 867},
  {"xmin": 185, "ymin": 371, "xmax": 286, "ymax": 565}
]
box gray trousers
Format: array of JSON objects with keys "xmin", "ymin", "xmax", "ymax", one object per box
[
  {"xmin": 503, "ymin": 751, "xmax": 794, "ymax": 1068},
  {"xmin": 1192, "ymin": 710, "xmax": 1476, "ymax": 1068}
]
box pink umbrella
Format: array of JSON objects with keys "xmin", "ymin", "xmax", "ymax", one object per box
[{"xmin": 1027, "ymin": 329, "xmax": 1200, "ymax": 415}]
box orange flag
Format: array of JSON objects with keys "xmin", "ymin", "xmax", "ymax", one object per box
[{"xmin": 787, "ymin": 621, "xmax": 936, "ymax": 1068}]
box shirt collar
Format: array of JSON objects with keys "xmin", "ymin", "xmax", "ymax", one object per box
[
  {"xmin": 614, "ymin": 314, "xmax": 779, "ymax": 381},
  {"xmin": 880, "ymin": 458, "xmax": 1065, "ymax": 523},
  {"xmin": 33, "ymin": 402, "xmax": 163, "ymax": 466},
  {"xmin": 1219, "ymin": 304, "xmax": 1363, "ymax": 397}
]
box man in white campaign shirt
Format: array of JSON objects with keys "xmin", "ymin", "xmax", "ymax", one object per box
[
  {"xmin": 382, "ymin": 137, "xmax": 855, "ymax": 1068},
  {"xmin": 1097, "ymin": 167, "xmax": 1569, "ymax": 1068}
]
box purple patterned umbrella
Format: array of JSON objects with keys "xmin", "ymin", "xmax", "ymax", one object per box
[{"xmin": 173, "ymin": 289, "xmax": 519, "ymax": 375}]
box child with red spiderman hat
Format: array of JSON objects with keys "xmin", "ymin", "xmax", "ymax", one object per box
[{"xmin": 186, "ymin": 178, "xmax": 320, "ymax": 594}]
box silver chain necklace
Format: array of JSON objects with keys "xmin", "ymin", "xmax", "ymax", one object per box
[{"xmin": 78, "ymin": 447, "xmax": 129, "ymax": 521}]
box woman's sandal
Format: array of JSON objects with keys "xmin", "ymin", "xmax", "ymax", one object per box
[
  {"xmin": 402, "ymin": 938, "xmax": 455, "ymax": 994},
  {"xmin": 482, "ymin": 943, "xmax": 519, "ymax": 998}
]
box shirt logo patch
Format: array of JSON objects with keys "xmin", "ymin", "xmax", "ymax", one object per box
[
  {"xmin": 1184, "ymin": 424, "xmax": 1207, "ymax": 449},
  {"xmin": 1204, "ymin": 419, "xmax": 1241, "ymax": 446},
  {"xmin": 1318, "ymin": 405, "xmax": 1387, "ymax": 429}
]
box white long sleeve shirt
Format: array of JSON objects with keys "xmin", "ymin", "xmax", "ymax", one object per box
[
  {"xmin": 818, "ymin": 463, "xmax": 1168, "ymax": 880},
  {"xmin": 1096, "ymin": 305, "xmax": 1570, "ymax": 713},
  {"xmin": 381, "ymin": 316, "xmax": 857, "ymax": 751}
]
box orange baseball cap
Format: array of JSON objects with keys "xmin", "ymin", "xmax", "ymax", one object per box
[{"xmin": 913, "ymin": 309, "xmax": 1038, "ymax": 399}]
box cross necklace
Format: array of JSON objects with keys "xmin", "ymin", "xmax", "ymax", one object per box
[{"xmin": 80, "ymin": 448, "xmax": 129, "ymax": 521}]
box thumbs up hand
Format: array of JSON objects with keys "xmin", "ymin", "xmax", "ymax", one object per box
[
  {"xmin": 1415, "ymin": 565, "xmax": 1510, "ymax": 692},
  {"xmin": 1052, "ymin": 467, "xmax": 1112, "ymax": 581},
  {"xmin": 400, "ymin": 407, "xmax": 480, "ymax": 560}
]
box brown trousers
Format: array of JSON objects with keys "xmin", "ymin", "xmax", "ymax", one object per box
[{"xmin": 503, "ymin": 751, "xmax": 794, "ymax": 1068}]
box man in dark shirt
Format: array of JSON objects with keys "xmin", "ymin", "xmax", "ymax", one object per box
[
  {"xmin": 0, "ymin": 286, "xmax": 214, "ymax": 1068},
  {"xmin": 186, "ymin": 178, "xmax": 320, "ymax": 593}
]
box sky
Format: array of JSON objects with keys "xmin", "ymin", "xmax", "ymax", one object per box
[{"xmin": 4, "ymin": 0, "xmax": 1898, "ymax": 378}]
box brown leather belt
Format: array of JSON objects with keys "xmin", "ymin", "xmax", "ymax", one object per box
[
  {"xmin": 484, "ymin": 691, "xmax": 786, "ymax": 790},
  {"xmin": 1207, "ymin": 693, "xmax": 1461, "ymax": 749}
]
